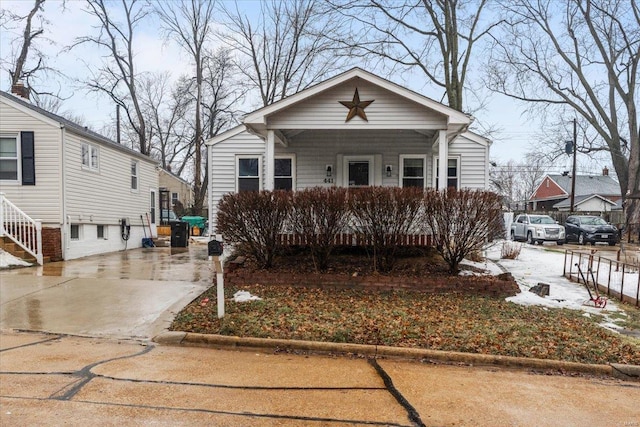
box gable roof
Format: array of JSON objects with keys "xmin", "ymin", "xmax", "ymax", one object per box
[
  {"xmin": 531, "ymin": 174, "xmax": 621, "ymax": 201},
  {"xmin": 242, "ymin": 67, "xmax": 471, "ymax": 134},
  {"xmin": 0, "ymin": 91, "xmax": 156, "ymax": 164},
  {"xmin": 552, "ymin": 194, "xmax": 617, "ymax": 209}
]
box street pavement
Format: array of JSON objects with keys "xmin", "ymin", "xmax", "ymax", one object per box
[
  {"xmin": 1, "ymin": 244, "xmax": 639, "ymax": 426},
  {"xmin": 2, "ymin": 331, "xmax": 639, "ymax": 426}
]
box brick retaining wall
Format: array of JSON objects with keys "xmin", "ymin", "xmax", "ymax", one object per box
[{"xmin": 225, "ymin": 258, "xmax": 519, "ymax": 298}]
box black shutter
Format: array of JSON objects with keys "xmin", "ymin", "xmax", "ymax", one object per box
[{"xmin": 21, "ymin": 131, "xmax": 35, "ymax": 185}]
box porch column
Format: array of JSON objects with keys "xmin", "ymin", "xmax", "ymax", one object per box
[
  {"xmin": 265, "ymin": 130, "xmax": 275, "ymax": 190},
  {"xmin": 437, "ymin": 129, "xmax": 448, "ymax": 190}
]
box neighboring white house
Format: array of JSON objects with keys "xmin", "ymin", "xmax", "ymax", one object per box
[
  {"xmin": 206, "ymin": 68, "xmax": 491, "ymax": 233},
  {"xmin": 0, "ymin": 88, "xmax": 159, "ymax": 262}
]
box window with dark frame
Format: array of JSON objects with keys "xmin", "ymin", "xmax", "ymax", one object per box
[
  {"xmin": 274, "ymin": 158, "xmax": 293, "ymax": 191},
  {"xmin": 70, "ymin": 224, "xmax": 80, "ymax": 240},
  {"xmin": 238, "ymin": 157, "xmax": 259, "ymax": 192},
  {"xmin": 97, "ymin": 225, "xmax": 105, "ymax": 239},
  {"xmin": 348, "ymin": 161, "xmax": 369, "ymax": 187}
]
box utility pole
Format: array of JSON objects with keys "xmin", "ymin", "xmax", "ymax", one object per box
[
  {"xmin": 116, "ymin": 104, "xmax": 121, "ymax": 145},
  {"xmin": 570, "ymin": 118, "xmax": 577, "ymax": 213}
]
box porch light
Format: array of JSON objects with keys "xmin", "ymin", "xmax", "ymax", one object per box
[
  {"xmin": 326, "ymin": 165, "xmax": 333, "ymax": 177},
  {"xmin": 385, "ymin": 165, "xmax": 392, "ymax": 177}
]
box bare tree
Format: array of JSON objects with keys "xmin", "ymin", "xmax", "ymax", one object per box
[
  {"xmin": 329, "ymin": 0, "xmax": 502, "ymax": 112},
  {"xmin": 490, "ymin": 153, "xmax": 549, "ymax": 210},
  {"xmin": 486, "ymin": 0, "xmax": 640, "ymax": 236},
  {"xmin": 72, "ymin": 0, "xmax": 151, "ymax": 154},
  {"xmin": 156, "ymin": 0, "xmax": 216, "ymax": 215},
  {"xmin": 218, "ymin": 0, "xmax": 346, "ymax": 107},
  {"xmin": 138, "ymin": 72, "xmax": 192, "ymax": 171},
  {"xmin": 1, "ymin": 0, "xmax": 68, "ymax": 103}
]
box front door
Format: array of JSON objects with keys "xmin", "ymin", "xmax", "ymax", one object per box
[{"xmin": 343, "ymin": 155, "xmax": 374, "ymax": 188}]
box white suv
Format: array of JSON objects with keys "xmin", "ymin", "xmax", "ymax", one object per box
[{"xmin": 511, "ymin": 214, "xmax": 565, "ymax": 245}]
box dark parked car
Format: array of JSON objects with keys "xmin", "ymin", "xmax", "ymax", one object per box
[{"xmin": 564, "ymin": 215, "xmax": 619, "ymax": 246}]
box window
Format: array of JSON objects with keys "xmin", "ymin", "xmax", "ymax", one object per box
[
  {"xmin": 274, "ymin": 157, "xmax": 294, "ymax": 191},
  {"xmin": 150, "ymin": 190, "xmax": 156, "ymax": 224},
  {"xmin": 237, "ymin": 157, "xmax": 260, "ymax": 192},
  {"xmin": 97, "ymin": 225, "xmax": 106, "ymax": 239},
  {"xmin": 70, "ymin": 224, "xmax": 80, "ymax": 240},
  {"xmin": 435, "ymin": 157, "xmax": 459, "ymax": 189},
  {"xmin": 0, "ymin": 135, "xmax": 18, "ymax": 180},
  {"xmin": 131, "ymin": 160, "xmax": 138, "ymax": 190},
  {"xmin": 171, "ymin": 192, "xmax": 179, "ymax": 205},
  {"xmin": 81, "ymin": 143, "xmax": 99, "ymax": 170},
  {"xmin": 400, "ymin": 155, "xmax": 426, "ymax": 188}
]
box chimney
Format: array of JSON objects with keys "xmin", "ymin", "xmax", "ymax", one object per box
[
  {"xmin": 11, "ymin": 81, "xmax": 30, "ymax": 100},
  {"xmin": 602, "ymin": 166, "xmax": 609, "ymax": 176}
]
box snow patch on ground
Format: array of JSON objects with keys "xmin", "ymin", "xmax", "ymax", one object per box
[
  {"xmin": 472, "ymin": 241, "xmax": 633, "ymax": 332},
  {"xmin": 0, "ymin": 249, "xmax": 31, "ymax": 268},
  {"xmin": 233, "ymin": 290, "xmax": 262, "ymax": 302}
]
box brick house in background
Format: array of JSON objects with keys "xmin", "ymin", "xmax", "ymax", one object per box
[{"xmin": 528, "ymin": 168, "xmax": 621, "ymax": 212}]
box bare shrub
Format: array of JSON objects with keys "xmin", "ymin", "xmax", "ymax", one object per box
[
  {"xmin": 501, "ymin": 241, "xmax": 522, "ymax": 259},
  {"xmin": 423, "ymin": 188, "xmax": 504, "ymax": 274},
  {"xmin": 348, "ymin": 187, "xmax": 424, "ymax": 272},
  {"xmin": 217, "ymin": 190, "xmax": 291, "ymax": 268},
  {"xmin": 291, "ymin": 187, "xmax": 350, "ymax": 271}
]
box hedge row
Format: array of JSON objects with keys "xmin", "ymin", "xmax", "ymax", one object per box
[{"xmin": 217, "ymin": 187, "xmax": 503, "ymax": 273}]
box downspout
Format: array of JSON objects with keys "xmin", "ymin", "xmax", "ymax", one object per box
[
  {"xmin": 60, "ymin": 124, "xmax": 67, "ymax": 260},
  {"xmin": 207, "ymin": 143, "xmax": 214, "ymax": 241}
]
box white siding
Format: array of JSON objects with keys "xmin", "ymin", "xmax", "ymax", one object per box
[
  {"xmin": 63, "ymin": 128, "xmax": 158, "ymax": 259},
  {"xmin": 210, "ymin": 130, "xmax": 265, "ymax": 232},
  {"xmin": 0, "ymin": 98, "xmax": 62, "ymax": 225},
  {"xmin": 268, "ymin": 80, "xmax": 448, "ymax": 130},
  {"xmin": 448, "ymin": 134, "xmax": 489, "ymax": 190},
  {"xmin": 280, "ymin": 129, "xmax": 434, "ymax": 189}
]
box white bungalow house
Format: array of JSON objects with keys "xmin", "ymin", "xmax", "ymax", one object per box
[
  {"xmin": 206, "ymin": 68, "xmax": 491, "ymax": 233},
  {"xmin": 0, "ymin": 87, "xmax": 159, "ymax": 263}
]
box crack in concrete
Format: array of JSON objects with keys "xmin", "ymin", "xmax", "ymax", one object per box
[{"xmin": 368, "ymin": 358, "xmax": 425, "ymax": 427}]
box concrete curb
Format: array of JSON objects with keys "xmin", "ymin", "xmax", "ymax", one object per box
[{"xmin": 153, "ymin": 332, "xmax": 639, "ymax": 381}]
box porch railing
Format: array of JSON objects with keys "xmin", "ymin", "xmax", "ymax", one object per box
[{"xmin": 0, "ymin": 193, "xmax": 43, "ymax": 265}]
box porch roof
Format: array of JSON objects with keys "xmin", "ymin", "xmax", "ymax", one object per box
[{"xmin": 242, "ymin": 68, "xmax": 471, "ymax": 138}]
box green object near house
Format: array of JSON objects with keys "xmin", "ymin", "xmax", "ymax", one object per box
[{"xmin": 180, "ymin": 216, "xmax": 206, "ymax": 229}]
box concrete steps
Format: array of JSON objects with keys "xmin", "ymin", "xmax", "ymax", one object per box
[{"xmin": 0, "ymin": 236, "xmax": 49, "ymax": 264}]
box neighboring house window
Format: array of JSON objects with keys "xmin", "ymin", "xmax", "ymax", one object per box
[
  {"xmin": 171, "ymin": 192, "xmax": 179, "ymax": 205},
  {"xmin": 237, "ymin": 156, "xmax": 261, "ymax": 192},
  {"xmin": 81, "ymin": 143, "xmax": 99, "ymax": 170},
  {"xmin": 131, "ymin": 160, "xmax": 138, "ymax": 190},
  {"xmin": 97, "ymin": 225, "xmax": 106, "ymax": 239},
  {"xmin": 274, "ymin": 156, "xmax": 294, "ymax": 191},
  {"xmin": 400, "ymin": 155, "xmax": 426, "ymax": 188},
  {"xmin": 434, "ymin": 157, "xmax": 459, "ymax": 189},
  {"xmin": 70, "ymin": 224, "xmax": 80, "ymax": 240},
  {"xmin": 0, "ymin": 135, "xmax": 18, "ymax": 181}
]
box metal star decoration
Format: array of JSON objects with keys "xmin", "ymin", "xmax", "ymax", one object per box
[{"xmin": 339, "ymin": 88, "xmax": 374, "ymax": 122}]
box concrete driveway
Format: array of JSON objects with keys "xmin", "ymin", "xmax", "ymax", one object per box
[{"xmin": 0, "ymin": 245, "xmax": 213, "ymax": 340}]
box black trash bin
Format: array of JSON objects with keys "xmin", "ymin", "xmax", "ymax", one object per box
[{"xmin": 170, "ymin": 221, "xmax": 189, "ymax": 247}]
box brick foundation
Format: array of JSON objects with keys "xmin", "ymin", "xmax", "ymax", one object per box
[
  {"xmin": 225, "ymin": 258, "xmax": 519, "ymax": 298},
  {"xmin": 42, "ymin": 227, "xmax": 63, "ymax": 262}
]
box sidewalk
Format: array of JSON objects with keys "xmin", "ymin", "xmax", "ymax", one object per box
[{"xmin": 2, "ymin": 331, "xmax": 639, "ymax": 427}]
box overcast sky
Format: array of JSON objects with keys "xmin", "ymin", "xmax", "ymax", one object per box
[{"xmin": 0, "ymin": 0, "xmax": 611, "ymax": 175}]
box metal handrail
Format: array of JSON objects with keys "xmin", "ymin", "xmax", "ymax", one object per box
[{"xmin": 0, "ymin": 193, "xmax": 43, "ymax": 265}]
